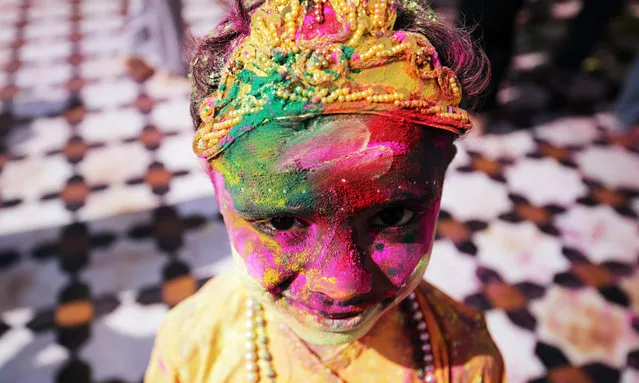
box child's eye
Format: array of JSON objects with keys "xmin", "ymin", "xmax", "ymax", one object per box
[
  {"xmin": 265, "ymin": 216, "xmax": 305, "ymax": 231},
  {"xmin": 372, "ymin": 207, "xmax": 415, "ymax": 227}
]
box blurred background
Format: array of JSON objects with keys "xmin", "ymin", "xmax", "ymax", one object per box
[{"xmin": 0, "ymin": 0, "xmax": 638, "ymax": 382}]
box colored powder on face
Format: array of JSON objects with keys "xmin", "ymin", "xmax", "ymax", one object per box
[
  {"xmin": 210, "ymin": 115, "xmax": 453, "ymax": 345},
  {"xmin": 213, "ymin": 121, "xmax": 318, "ymax": 214},
  {"xmin": 403, "ymin": 231, "xmax": 418, "ymax": 243},
  {"xmin": 262, "ymin": 268, "xmax": 282, "ymax": 287}
]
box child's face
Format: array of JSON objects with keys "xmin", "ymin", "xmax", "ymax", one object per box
[{"xmin": 209, "ymin": 115, "xmax": 454, "ymax": 345}]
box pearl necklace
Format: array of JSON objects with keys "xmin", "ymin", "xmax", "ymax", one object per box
[
  {"xmin": 244, "ymin": 291, "xmax": 435, "ymax": 382},
  {"xmin": 244, "ymin": 298, "xmax": 276, "ymax": 383}
]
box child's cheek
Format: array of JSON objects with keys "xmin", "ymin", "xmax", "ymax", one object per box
[
  {"xmin": 371, "ymin": 208, "xmax": 438, "ymax": 287},
  {"xmin": 228, "ymin": 223, "xmax": 319, "ymax": 290},
  {"xmin": 228, "ymin": 224, "xmax": 281, "ymax": 288},
  {"xmin": 371, "ymin": 242, "xmax": 429, "ymax": 287}
]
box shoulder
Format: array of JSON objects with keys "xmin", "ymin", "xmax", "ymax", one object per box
[
  {"xmin": 146, "ymin": 273, "xmax": 247, "ymax": 382},
  {"xmin": 418, "ymin": 281, "xmax": 505, "ymax": 381}
]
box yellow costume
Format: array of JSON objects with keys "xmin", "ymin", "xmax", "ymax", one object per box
[{"xmin": 145, "ymin": 274, "xmax": 505, "ymax": 382}]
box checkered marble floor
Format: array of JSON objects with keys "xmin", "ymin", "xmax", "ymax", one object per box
[{"xmin": 0, "ymin": 0, "xmax": 638, "ymax": 382}]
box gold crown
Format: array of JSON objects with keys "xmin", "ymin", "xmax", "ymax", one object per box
[{"xmin": 194, "ymin": 0, "xmax": 470, "ymax": 160}]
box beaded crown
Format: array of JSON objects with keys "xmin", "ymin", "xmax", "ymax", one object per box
[{"xmin": 194, "ymin": 0, "xmax": 471, "ymax": 160}]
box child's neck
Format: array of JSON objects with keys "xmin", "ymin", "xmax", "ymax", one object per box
[
  {"xmin": 299, "ymin": 304, "xmax": 403, "ymax": 362},
  {"xmin": 303, "ymin": 340, "xmax": 351, "ymax": 362}
]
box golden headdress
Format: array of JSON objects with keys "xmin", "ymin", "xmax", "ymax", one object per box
[{"xmin": 194, "ymin": 0, "xmax": 471, "ymax": 160}]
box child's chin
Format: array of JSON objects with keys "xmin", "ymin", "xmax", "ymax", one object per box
[
  {"xmin": 285, "ymin": 315, "xmax": 376, "ymax": 345},
  {"xmin": 273, "ymin": 303, "xmax": 384, "ymax": 345}
]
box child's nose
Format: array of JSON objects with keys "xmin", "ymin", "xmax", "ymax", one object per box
[{"xmin": 306, "ymin": 234, "xmax": 372, "ymax": 302}]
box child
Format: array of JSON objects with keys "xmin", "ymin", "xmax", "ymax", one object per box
[{"xmin": 145, "ymin": 0, "xmax": 504, "ymax": 381}]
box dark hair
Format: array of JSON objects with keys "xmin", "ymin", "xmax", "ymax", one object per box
[{"xmin": 188, "ymin": 0, "xmax": 490, "ymax": 130}]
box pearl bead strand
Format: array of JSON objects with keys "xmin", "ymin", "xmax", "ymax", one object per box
[
  {"xmin": 405, "ymin": 291, "xmax": 436, "ymax": 382},
  {"xmin": 245, "ymin": 299, "xmax": 276, "ymax": 383},
  {"xmin": 244, "ymin": 291, "xmax": 436, "ymax": 382}
]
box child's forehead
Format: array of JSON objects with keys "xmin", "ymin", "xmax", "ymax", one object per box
[
  {"xmin": 212, "ymin": 115, "xmax": 448, "ymax": 188},
  {"xmin": 211, "ymin": 115, "xmax": 444, "ymax": 216},
  {"xmin": 230, "ymin": 115, "xmax": 424, "ymax": 164}
]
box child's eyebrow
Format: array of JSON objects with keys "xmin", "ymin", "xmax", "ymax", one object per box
[
  {"xmin": 236, "ymin": 204, "xmax": 314, "ymax": 220},
  {"xmin": 233, "ymin": 189, "xmax": 317, "ymax": 219},
  {"xmin": 351, "ymin": 192, "xmax": 438, "ymax": 216}
]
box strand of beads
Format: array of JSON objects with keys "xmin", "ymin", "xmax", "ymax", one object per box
[
  {"xmin": 358, "ymin": 43, "xmax": 385, "ymax": 61},
  {"xmin": 323, "ymin": 87, "xmax": 351, "ymax": 103},
  {"xmin": 347, "ymin": 15, "xmax": 371, "ymax": 46},
  {"xmin": 405, "ymin": 291, "xmax": 436, "ymax": 383},
  {"xmin": 375, "ymin": 42, "xmax": 411, "ymax": 58},
  {"xmin": 313, "ymin": 0, "xmax": 326, "ymax": 22},
  {"xmin": 369, "ymin": 0, "xmax": 388, "ymax": 29},
  {"xmin": 367, "ymin": 91, "xmax": 407, "ymax": 104},
  {"xmin": 330, "ymin": 0, "xmax": 356, "ymax": 33},
  {"xmin": 343, "ymin": 88, "xmax": 374, "ymax": 102},
  {"xmin": 244, "ymin": 293, "xmax": 435, "ymax": 383},
  {"xmin": 254, "ymin": 12, "xmax": 280, "ymax": 47},
  {"xmin": 245, "ymin": 299, "xmax": 276, "ymax": 383},
  {"xmin": 283, "ymin": 0, "xmax": 301, "ymax": 43},
  {"xmin": 448, "ymin": 77, "xmax": 461, "ymax": 98}
]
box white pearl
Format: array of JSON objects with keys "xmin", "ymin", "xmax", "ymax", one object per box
[
  {"xmin": 245, "ymin": 352, "xmax": 257, "ymax": 361},
  {"xmin": 245, "ymin": 341, "xmax": 256, "ymax": 350},
  {"xmin": 245, "ymin": 362, "xmax": 257, "ymax": 371},
  {"xmin": 408, "ymin": 292, "xmax": 416, "ymax": 300},
  {"xmin": 421, "ymin": 344, "xmax": 431, "ymax": 352},
  {"xmin": 425, "ymin": 375, "xmax": 435, "ymax": 383},
  {"xmin": 423, "ymin": 354, "xmax": 433, "ymax": 362},
  {"xmin": 413, "ymin": 311, "xmax": 423, "ymax": 320},
  {"xmin": 246, "ymin": 310, "xmax": 256, "ymax": 318},
  {"xmin": 411, "ymin": 302, "xmax": 419, "ymax": 310},
  {"xmin": 246, "ymin": 320, "xmax": 256, "ymax": 329},
  {"xmin": 420, "ymin": 333, "xmax": 430, "ymax": 341},
  {"xmin": 246, "ymin": 372, "xmax": 258, "ymax": 382},
  {"xmin": 417, "ymin": 322, "xmax": 427, "ymax": 331},
  {"xmin": 245, "ymin": 331, "xmax": 255, "ymax": 339}
]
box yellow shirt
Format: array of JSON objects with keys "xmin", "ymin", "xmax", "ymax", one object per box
[{"xmin": 145, "ymin": 274, "xmax": 505, "ymax": 382}]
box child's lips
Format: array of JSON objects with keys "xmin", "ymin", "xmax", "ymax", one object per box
[
  {"xmin": 320, "ymin": 310, "xmax": 366, "ymax": 320},
  {"xmin": 281, "ymin": 296, "xmax": 378, "ymax": 331},
  {"xmin": 287, "ymin": 295, "xmax": 374, "ymax": 316}
]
